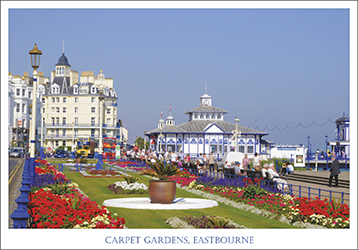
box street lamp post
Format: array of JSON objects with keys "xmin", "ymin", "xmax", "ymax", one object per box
[
  {"xmin": 29, "ymin": 44, "xmax": 42, "ymax": 185},
  {"xmin": 232, "ymin": 116, "xmax": 241, "ymax": 152},
  {"xmin": 95, "ymin": 85, "xmax": 105, "ymax": 170},
  {"xmin": 325, "ymin": 135, "xmax": 329, "ymax": 170},
  {"xmin": 40, "ymin": 105, "xmax": 45, "ymax": 159},
  {"xmin": 144, "ymin": 131, "xmax": 146, "ymax": 152},
  {"xmin": 307, "ymin": 136, "xmax": 311, "ymax": 170}
]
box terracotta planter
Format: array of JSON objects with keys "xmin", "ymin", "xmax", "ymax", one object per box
[{"xmin": 149, "ymin": 180, "xmax": 176, "ymax": 204}]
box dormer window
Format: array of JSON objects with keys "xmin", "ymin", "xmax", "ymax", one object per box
[
  {"xmin": 217, "ymin": 114, "xmax": 222, "ymax": 119},
  {"xmin": 91, "ymin": 85, "xmax": 96, "ymax": 94},
  {"xmin": 200, "ymin": 114, "xmax": 204, "ymax": 119},
  {"xmin": 51, "ymin": 85, "xmax": 59, "ymax": 94},
  {"xmin": 104, "ymin": 87, "xmax": 109, "ymax": 96},
  {"xmin": 206, "ymin": 114, "xmax": 210, "ymax": 119},
  {"xmin": 194, "ymin": 114, "xmax": 198, "ymax": 119}
]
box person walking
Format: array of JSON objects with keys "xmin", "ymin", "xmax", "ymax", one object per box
[
  {"xmin": 242, "ymin": 154, "xmax": 251, "ymax": 171},
  {"xmin": 208, "ymin": 152, "xmax": 216, "ymax": 172},
  {"xmin": 252, "ymin": 153, "xmax": 261, "ymax": 169},
  {"xmin": 329, "ymin": 156, "xmax": 341, "ymax": 187}
]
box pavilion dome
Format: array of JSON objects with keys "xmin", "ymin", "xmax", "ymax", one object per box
[{"xmin": 56, "ymin": 53, "xmax": 71, "ymax": 66}]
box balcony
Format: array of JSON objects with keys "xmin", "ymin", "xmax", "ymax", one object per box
[{"xmin": 45, "ymin": 123, "xmax": 118, "ymax": 129}]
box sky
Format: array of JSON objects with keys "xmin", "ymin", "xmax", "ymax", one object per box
[{"xmin": 3, "ymin": 2, "xmax": 356, "ymax": 152}]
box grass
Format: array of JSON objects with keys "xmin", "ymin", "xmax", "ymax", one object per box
[{"xmin": 65, "ymin": 171, "xmax": 298, "ymax": 229}]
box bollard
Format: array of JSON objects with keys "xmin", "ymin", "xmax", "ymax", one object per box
[{"xmin": 59, "ymin": 163, "xmax": 64, "ymax": 172}]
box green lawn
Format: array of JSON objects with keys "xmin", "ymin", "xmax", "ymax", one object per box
[{"xmin": 65, "ymin": 172, "xmax": 298, "ymax": 229}]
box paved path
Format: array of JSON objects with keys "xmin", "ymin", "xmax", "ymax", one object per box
[{"xmin": 9, "ymin": 159, "xmax": 25, "ymax": 228}]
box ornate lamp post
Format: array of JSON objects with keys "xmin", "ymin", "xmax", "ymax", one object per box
[
  {"xmin": 232, "ymin": 116, "xmax": 241, "ymax": 152},
  {"xmin": 144, "ymin": 131, "xmax": 146, "ymax": 151},
  {"xmin": 40, "ymin": 104, "xmax": 45, "ymax": 159},
  {"xmin": 325, "ymin": 135, "xmax": 329, "ymax": 170},
  {"xmin": 95, "ymin": 84, "xmax": 105, "ymax": 170},
  {"xmin": 307, "ymin": 136, "xmax": 311, "ymax": 170},
  {"xmin": 29, "ymin": 44, "xmax": 42, "ymax": 185},
  {"xmin": 159, "ymin": 128, "xmax": 163, "ymax": 153}
]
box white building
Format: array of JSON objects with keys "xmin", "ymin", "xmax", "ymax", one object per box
[
  {"xmin": 146, "ymin": 91, "xmax": 270, "ymax": 159},
  {"xmin": 8, "ymin": 72, "xmax": 49, "ymax": 150},
  {"xmin": 40, "ymin": 53, "xmax": 126, "ymax": 151}
]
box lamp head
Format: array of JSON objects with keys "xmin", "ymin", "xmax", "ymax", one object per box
[{"xmin": 29, "ymin": 43, "xmax": 42, "ymax": 69}]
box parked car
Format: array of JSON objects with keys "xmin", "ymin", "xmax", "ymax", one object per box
[
  {"xmin": 217, "ymin": 152, "xmax": 245, "ymax": 171},
  {"xmin": 54, "ymin": 149, "xmax": 69, "ymax": 158},
  {"xmin": 9, "ymin": 148, "xmax": 23, "ymax": 158}
]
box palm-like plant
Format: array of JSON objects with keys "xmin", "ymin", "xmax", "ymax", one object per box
[{"xmin": 146, "ymin": 159, "xmax": 178, "ymax": 180}]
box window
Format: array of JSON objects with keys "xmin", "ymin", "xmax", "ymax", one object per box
[
  {"xmin": 107, "ymin": 108, "xmax": 110, "ymax": 114},
  {"xmin": 43, "ymin": 108, "xmax": 45, "ymax": 114},
  {"xmin": 75, "ymin": 129, "xmax": 78, "ymax": 137},
  {"xmin": 212, "ymin": 114, "xmax": 216, "ymax": 119},
  {"xmin": 114, "ymin": 108, "xmax": 116, "ymax": 115},
  {"xmin": 75, "ymin": 97, "xmax": 78, "ymax": 103},
  {"xmin": 55, "ymin": 141, "xmax": 59, "ymax": 147},
  {"xmin": 239, "ymin": 146, "xmax": 245, "ymax": 153},
  {"xmin": 107, "ymin": 129, "xmax": 111, "ymax": 134},
  {"xmin": 51, "ymin": 129, "xmax": 54, "ymax": 136},
  {"xmin": 63, "ymin": 107, "xmax": 67, "ymax": 113},
  {"xmin": 56, "ymin": 117, "xmax": 59, "ymax": 125},
  {"xmin": 75, "ymin": 117, "xmax": 78, "ymax": 126},
  {"xmin": 106, "ymin": 118, "xmax": 111, "ymax": 124},
  {"xmin": 28, "ymin": 91, "xmax": 32, "ymax": 98},
  {"xmin": 63, "ymin": 129, "xmax": 66, "ymax": 136},
  {"xmin": 91, "ymin": 107, "xmax": 95, "ymax": 113},
  {"xmin": 51, "ymin": 117, "xmax": 55, "ymax": 125},
  {"xmin": 56, "ymin": 97, "xmax": 60, "ymax": 103},
  {"xmin": 74, "ymin": 86, "xmax": 78, "ymax": 94},
  {"xmin": 52, "ymin": 107, "xmax": 55, "ymax": 113},
  {"xmin": 75, "ymin": 107, "xmax": 78, "ymax": 113},
  {"xmin": 113, "ymin": 118, "xmax": 116, "ymax": 125},
  {"xmin": 62, "ymin": 140, "xmax": 66, "ymax": 146},
  {"xmin": 200, "ymin": 114, "xmax": 204, "ymax": 119},
  {"xmin": 56, "ymin": 129, "xmax": 59, "ymax": 137},
  {"xmin": 56, "ymin": 107, "xmax": 60, "ymax": 113},
  {"xmin": 63, "ymin": 97, "xmax": 67, "ymax": 103},
  {"xmin": 91, "ymin": 86, "xmax": 96, "ymax": 94},
  {"xmin": 63, "ymin": 117, "xmax": 66, "ymax": 125},
  {"xmin": 16, "ymin": 103, "xmax": 20, "ymax": 112},
  {"xmin": 91, "ymin": 117, "xmax": 95, "ymax": 126},
  {"xmin": 22, "ymin": 104, "xmax": 26, "ymax": 113},
  {"xmin": 42, "ymin": 98, "xmax": 45, "ymax": 103},
  {"xmin": 206, "ymin": 114, "xmax": 210, "ymax": 119},
  {"xmin": 91, "ymin": 129, "xmax": 95, "ymax": 137},
  {"xmin": 16, "ymin": 89, "xmax": 20, "ymax": 96},
  {"xmin": 91, "ymin": 97, "xmax": 95, "ymax": 103},
  {"xmin": 247, "ymin": 146, "xmax": 254, "ymax": 154},
  {"xmin": 194, "ymin": 114, "xmax": 198, "ymax": 119},
  {"xmin": 22, "ymin": 89, "xmax": 26, "ymax": 96},
  {"xmin": 217, "ymin": 114, "xmax": 222, "ymax": 119},
  {"xmin": 52, "ymin": 97, "xmax": 55, "ymax": 103}
]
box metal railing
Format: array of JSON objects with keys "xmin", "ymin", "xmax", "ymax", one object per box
[{"xmin": 187, "ymin": 168, "xmax": 350, "ymax": 205}]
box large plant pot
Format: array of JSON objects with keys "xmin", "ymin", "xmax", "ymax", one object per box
[{"xmin": 149, "ymin": 180, "xmax": 176, "ymax": 204}]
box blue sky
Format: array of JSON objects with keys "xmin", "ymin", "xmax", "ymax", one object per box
[{"xmin": 4, "ymin": 3, "xmax": 356, "ymax": 151}]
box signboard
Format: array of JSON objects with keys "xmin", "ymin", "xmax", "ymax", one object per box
[{"xmin": 17, "ymin": 119, "xmax": 22, "ymax": 126}]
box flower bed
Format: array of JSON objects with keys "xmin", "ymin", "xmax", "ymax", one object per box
[
  {"xmin": 171, "ymin": 175, "xmax": 349, "ymax": 228},
  {"xmin": 107, "ymin": 181, "xmax": 148, "ymax": 194},
  {"xmin": 29, "ymin": 160, "xmax": 126, "ymax": 229},
  {"xmin": 88, "ymin": 170, "xmax": 120, "ymax": 176},
  {"xmin": 166, "ymin": 215, "xmax": 247, "ymax": 229}
]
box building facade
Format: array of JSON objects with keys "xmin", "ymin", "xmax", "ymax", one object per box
[
  {"xmin": 40, "ymin": 53, "xmax": 125, "ymax": 152},
  {"xmin": 8, "ymin": 72, "xmax": 49, "ymax": 150},
  {"xmin": 145, "ymin": 91, "xmax": 269, "ymax": 159}
]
